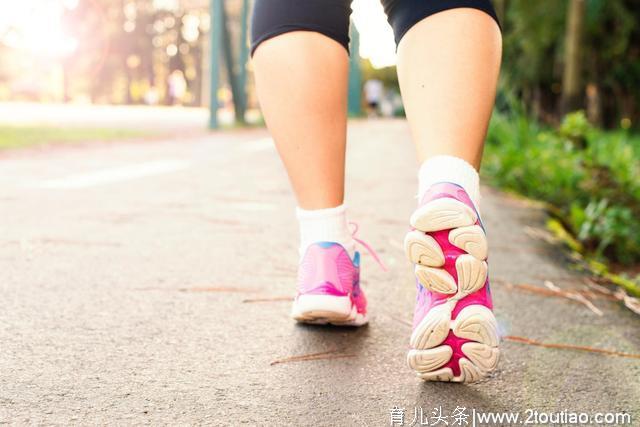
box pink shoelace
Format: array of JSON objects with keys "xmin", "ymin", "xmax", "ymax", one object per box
[{"xmin": 349, "ymin": 222, "xmax": 388, "ymax": 272}]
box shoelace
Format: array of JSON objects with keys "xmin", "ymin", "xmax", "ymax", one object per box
[{"xmin": 349, "ymin": 222, "xmax": 388, "ymax": 272}]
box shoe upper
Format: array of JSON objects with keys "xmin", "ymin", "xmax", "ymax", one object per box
[{"xmin": 296, "ymin": 242, "xmax": 367, "ymax": 314}]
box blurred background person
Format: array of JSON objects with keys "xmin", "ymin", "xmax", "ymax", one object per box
[
  {"xmin": 167, "ymin": 69, "xmax": 187, "ymax": 105},
  {"xmin": 363, "ymin": 77, "xmax": 383, "ymax": 117}
]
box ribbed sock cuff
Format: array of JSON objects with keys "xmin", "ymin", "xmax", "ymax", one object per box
[
  {"xmin": 418, "ymin": 155, "xmax": 481, "ymax": 209},
  {"xmin": 296, "ymin": 204, "xmax": 355, "ymax": 257}
]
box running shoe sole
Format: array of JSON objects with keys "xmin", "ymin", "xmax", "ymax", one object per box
[{"xmin": 404, "ymin": 197, "xmax": 499, "ymax": 382}]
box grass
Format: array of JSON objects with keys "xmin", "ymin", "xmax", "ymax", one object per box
[
  {"xmin": 482, "ymin": 110, "xmax": 640, "ymax": 295},
  {"xmin": 0, "ymin": 125, "xmax": 149, "ymax": 150}
]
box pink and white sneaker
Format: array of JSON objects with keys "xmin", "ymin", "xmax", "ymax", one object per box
[
  {"xmin": 404, "ymin": 182, "xmax": 499, "ymax": 382},
  {"xmin": 291, "ymin": 242, "xmax": 368, "ymax": 326}
]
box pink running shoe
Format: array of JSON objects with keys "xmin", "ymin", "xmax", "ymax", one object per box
[
  {"xmin": 404, "ymin": 182, "xmax": 499, "ymax": 382},
  {"xmin": 291, "ymin": 242, "xmax": 368, "ymax": 326}
]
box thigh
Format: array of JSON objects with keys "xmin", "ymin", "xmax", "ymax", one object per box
[
  {"xmin": 380, "ymin": 0, "xmax": 499, "ymax": 45},
  {"xmin": 251, "ymin": 0, "xmax": 353, "ymax": 55}
]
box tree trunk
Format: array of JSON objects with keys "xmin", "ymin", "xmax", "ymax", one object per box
[
  {"xmin": 560, "ymin": 0, "xmax": 585, "ymax": 115},
  {"xmin": 586, "ymin": 83, "xmax": 602, "ymax": 126},
  {"xmin": 221, "ymin": 3, "xmax": 245, "ymax": 123}
]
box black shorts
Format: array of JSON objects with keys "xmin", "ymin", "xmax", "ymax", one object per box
[{"xmin": 251, "ymin": 0, "xmax": 499, "ymax": 56}]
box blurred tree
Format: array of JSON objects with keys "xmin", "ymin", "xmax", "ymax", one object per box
[
  {"xmin": 583, "ymin": 0, "xmax": 639, "ymax": 128},
  {"xmin": 561, "ymin": 0, "xmax": 585, "ymax": 115},
  {"xmin": 500, "ymin": 0, "xmax": 639, "ymax": 128},
  {"xmin": 2, "ymin": 0, "xmax": 636, "ymax": 128},
  {"xmin": 500, "ymin": 0, "xmax": 566, "ymax": 122},
  {"xmin": 59, "ymin": 0, "xmax": 213, "ymax": 105}
]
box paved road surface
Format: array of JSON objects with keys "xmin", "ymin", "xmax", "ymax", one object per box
[{"xmin": 1, "ymin": 120, "xmax": 639, "ymax": 425}]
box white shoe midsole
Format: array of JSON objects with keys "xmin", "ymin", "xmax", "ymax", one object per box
[{"xmin": 291, "ymin": 295, "xmax": 352, "ymax": 316}]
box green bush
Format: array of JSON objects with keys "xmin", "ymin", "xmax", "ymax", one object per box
[{"xmin": 483, "ymin": 111, "xmax": 640, "ymax": 266}]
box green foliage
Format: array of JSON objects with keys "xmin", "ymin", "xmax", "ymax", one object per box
[
  {"xmin": 500, "ymin": 0, "xmax": 640, "ymax": 128},
  {"xmin": 559, "ymin": 110, "xmax": 590, "ymax": 148},
  {"xmin": 502, "ymin": 0, "xmax": 566, "ymax": 88},
  {"xmin": 483, "ymin": 110, "xmax": 640, "ymax": 266}
]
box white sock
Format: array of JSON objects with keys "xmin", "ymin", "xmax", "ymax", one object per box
[
  {"xmin": 418, "ymin": 155, "xmax": 481, "ymax": 209},
  {"xmin": 296, "ymin": 204, "xmax": 355, "ymax": 258}
]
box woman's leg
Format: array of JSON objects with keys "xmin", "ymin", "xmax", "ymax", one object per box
[
  {"xmin": 251, "ymin": 5, "xmax": 351, "ymax": 211},
  {"xmin": 252, "ymin": 33, "xmax": 349, "ymax": 210},
  {"xmin": 384, "ymin": 1, "xmax": 502, "ymax": 382},
  {"xmin": 251, "ymin": 1, "xmax": 369, "ymax": 326},
  {"xmin": 396, "ymin": 8, "xmax": 502, "ymax": 169}
]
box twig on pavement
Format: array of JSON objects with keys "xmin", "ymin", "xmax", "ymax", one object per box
[
  {"xmin": 524, "ymin": 226, "xmax": 558, "ymax": 244},
  {"xmin": 270, "ymin": 349, "xmax": 356, "ymax": 366},
  {"xmin": 385, "ymin": 312, "xmax": 412, "ymax": 328},
  {"xmin": 497, "ymin": 278, "xmax": 638, "ymax": 316},
  {"xmin": 494, "ymin": 278, "xmax": 605, "ymax": 315},
  {"xmin": 531, "ymin": 274, "xmax": 589, "ymax": 284},
  {"xmin": 504, "ymin": 335, "xmax": 640, "ymax": 360},
  {"xmin": 543, "ymin": 280, "xmax": 603, "ymax": 316},
  {"xmin": 589, "ymin": 280, "xmax": 640, "ymax": 315},
  {"xmin": 614, "ymin": 289, "xmax": 640, "ymax": 315},
  {"xmin": 491, "ymin": 244, "xmax": 547, "ymax": 254},
  {"xmin": 178, "ymin": 286, "xmax": 258, "ymax": 293},
  {"xmin": 242, "ymin": 296, "xmax": 293, "ymax": 303},
  {"xmin": 585, "ymin": 280, "xmax": 615, "ymax": 295}
]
